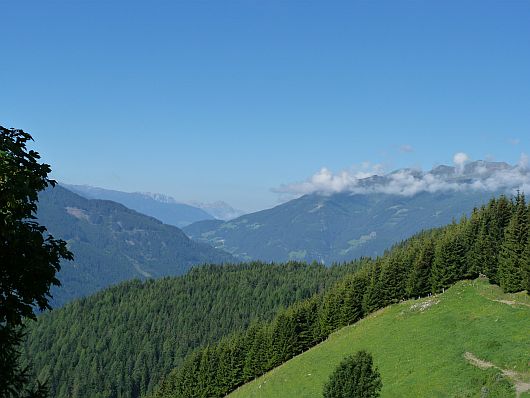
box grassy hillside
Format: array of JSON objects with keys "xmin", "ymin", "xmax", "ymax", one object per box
[{"xmin": 230, "ymin": 278, "xmax": 530, "ymax": 398}]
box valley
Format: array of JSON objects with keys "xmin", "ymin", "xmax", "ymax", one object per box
[{"xmin": 36, "ymin": 185, "xmax": 234, "ymax": 307}]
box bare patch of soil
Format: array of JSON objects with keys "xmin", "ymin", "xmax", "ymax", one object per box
[{"xmin": 464, "ymin": 352, "xmax": 530, "ymax": 398}]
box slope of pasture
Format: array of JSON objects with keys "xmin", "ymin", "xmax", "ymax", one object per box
[{"xmin": 230, "ymin": 279, "xmax": 530, "ymax": 398}]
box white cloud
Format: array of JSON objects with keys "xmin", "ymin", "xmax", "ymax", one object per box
[
  {"xmin": 275, "ymin": 163, "xmax": 384, "ymax": 196},
  {"xmin": 518, "ymin": 153, "xmax": 528, "ymax": 170},
  {"xmin": 274, "ymin": 153, "xmax": 530, "ymax": 198},
  {"xmin": 453, "ymin": 152, "xmax": 469, "ymax": 173}
]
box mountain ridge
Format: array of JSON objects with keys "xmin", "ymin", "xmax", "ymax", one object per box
[
  {"xmin": 37, "ymin": 185, "xmax": 234, "ymax": 306},
  {"xmin": 184, "ymin": 160, "xmax": 524, "ymax": 264},
  {"xmin": 64, "ymin": 184, "xmax": 214, "ymax": 227},
  {"xmin": 65, "ymin": 184, "xmax": 245, "ymax": 224}
]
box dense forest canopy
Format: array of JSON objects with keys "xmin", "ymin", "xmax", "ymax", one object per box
[
  {"xmin": 151, "ymin": 193, "xmax": 530, "ymax": 398},
  {"xmin": 24, "ymin": 262, "xmax": 360, "ymax": 398}
]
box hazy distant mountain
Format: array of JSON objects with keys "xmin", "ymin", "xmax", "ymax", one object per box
[
  {"xmin": 65, "ymin": 184, "xmax": 214, "ymax": 227},
  {"xmin": 190, "ymin": 200, "xmax": 246, "ymax": 221},
  {"xmin": 38, "ymin": 186, "xmax": 234, "ymax": 306},
  {"xmin": 184, "ymin": 161, "xmax": 521, "ymax": 264}
]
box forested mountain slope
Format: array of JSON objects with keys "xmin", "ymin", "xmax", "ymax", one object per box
[
  {"xmin": 65, "ymin": 184, "xmax": 215, "ymax": 227},
  {"xmin": 37, "ymin": 186, "xmax": 233, "ymax": 306},
  {"xmin": 153, "ymin": 193, "xmax": 530, "ymax": 397},
  {"xmin": 230, "ymin": 279, "xmax": 530, "ymax": 398},
  {"xmin": 24, "ymin": 262, "xmax": 360, "ymax": 398},
  {"xmin": 185, "ymin": 162, "xmax": 511, "ymax": 263}
]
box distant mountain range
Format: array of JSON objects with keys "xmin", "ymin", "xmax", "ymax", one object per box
[
  {"xmin": 65, "ymin": 184, "xmax": 245, "ymax": 226},
  {"xmin": 38, "ymin": 185, "xmax": 234, "ymax": 306},
  {"xmin": 189, "ymin": 200, "xmax": 246, "ymax": 221},
  {"xmin": 184, "ymin": 161, "xmax": 524, "ymax": 264},
  {"xmin": 42, "ymin": 161, "xmax": 527, "ymax": 304}
]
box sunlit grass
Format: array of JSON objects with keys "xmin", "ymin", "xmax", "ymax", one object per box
[{"xmin": 230, "ymin": 278, "xmax": 530, "ymax": 398}]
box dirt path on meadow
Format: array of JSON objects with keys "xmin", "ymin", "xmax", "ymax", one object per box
[
  {"xmin": 464, "ymin": 352, "xmax": 530, "ymax": 398},
  {"xmin": 492, "ymin": 299, "xmax": 530, "ymax": 308}
]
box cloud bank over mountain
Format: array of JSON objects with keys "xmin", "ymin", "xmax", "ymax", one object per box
[{"xmin": 275, "ymin": 153, "xmax": 530, "ymax": 197}]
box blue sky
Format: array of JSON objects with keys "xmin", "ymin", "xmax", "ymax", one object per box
[{"xmin": 1, "ymin": 1, "xmax": 529, "ymax": 211}]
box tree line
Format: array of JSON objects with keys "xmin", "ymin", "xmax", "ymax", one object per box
[
  {"xmin": 24, "ymin": 261, "xmax": 360, "ymax": 398},
  {"xmin": 151, "ymin": 193, "xmax": 530, "ymax": 398}
]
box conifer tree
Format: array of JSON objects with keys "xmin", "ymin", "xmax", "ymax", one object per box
[
  {"xmin": 197, "ymin": 346, "xmax": 219, "ymax": 397},
  {"xmin": 340, "ymin": 273, "xmax": 367, "ymax": 326},
  {"xmin": 463, "ymin": 209, "xmax": 483, "ymax": 278},
  {"xmin": 523, "ymin": 236, "xmax": 530, "ymax": 293},
  {"xmin": 243, "ymin": 323, "xmax": 271, "ymax": 381},
  {"xmin": 270, "ymin": 311, "xmax": 297, "ymax": 367},
  {"xmin": 467, "ymin": 208, "xmax": 498, "ymax": 282},
  {"xmin": 362, "ymin": 260, "xmax": 383, "ymax": 313},
  {"xmin": 498, "ymin": 192, "xmax": 528, "ymax": 292},
  {"xmin": 174, "ymin": 351, "xmax": 201, "ymax": 398},
  {"xmin": 465, "ymin": 208, "xmax": 482, "ymax": 244},
  {"xmin": 291, "ymin": 298, "xmax": 320, "ymax": 354},
  {"xmin": 220, "ymin": 335, "xmax": 245, "ymax": 392},
  {"xmin": 318, "ymin": 289, "xmax": 343, "ymax": 337},
  {"xmin": 430, "ymin": 225, "xmax": 467, "ymax": 292},
  {"xmin": 475, "ymin": 196, "xmax": 512, "ymax": 283},
  {"xmin": 495, "ymin": 195, "xmax": 514, "ymax": 233},
  {"xmin": 407, "ymin": 237, "xmax": 435, "ymax": 297},
  {"xmin": 323, "ymin": 351, "xmax": 382, "ymax": 398},
  {"xmin": 379, "ymin": 253, "xmax": 407, "ymax": 306}
]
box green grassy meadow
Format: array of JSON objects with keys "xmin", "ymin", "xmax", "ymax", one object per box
[{"xmin": 230, "ymin": 279, "xmax": 530, "ymax": 398}]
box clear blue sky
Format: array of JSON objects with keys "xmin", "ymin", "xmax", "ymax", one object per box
[{"xmin": 1, "ymin": 1, "xmax": 529, "ymax": 212}]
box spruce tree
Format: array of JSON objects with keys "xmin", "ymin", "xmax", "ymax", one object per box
[
  {"xmin": 323, "ymin": 351, "xmax": 382, "ymax": 398},
  {"xmin": 430, "ymin": 226, "xmax": 466, "ymax": 292},
  {"xmin": 379, "ymin": 253, "xmax": 407, "ymax": 306},
  {"xmin": 523, "ymin": 236, "xmax": 530, "ymax": 293},
  {"xmin": 215, "ymin": 342, "xmax": 236, "ymax": 396},
  {"xmin": 463, "ymin": 209, "xmax": 483, "ymax": 278},
  {"xmin": 407, "ymin": 237, "xmax": 435, "ymax": 297},
  {"xmin": 270, "ymin": 311, "xmax": 297, "ymax": 367},
  {"xmin": 242, "ymin": 323, "xmax": 270, "ymax": 381},
  {"xmin": 292, "ymin": 298, "xmax": 319, "ymax": 354},
  {"xmin": 226, "ymin": 335, "xmax": 246, "ymax": 390},
  {"xmin": 475, "ymin": 196, "xmax": 512, "ymax": 283},
  {"xmin": 498, "ymin": 192, "xmax": 528, "ymax": 292},
  {"xmin": 362, "ymin": 260, "xmax": 383, "ymax": 313},
  {"xmin": 495, "ymin": 195, "xmax": 514, "ymax": 233},
  {"xmin": 468, "ymin": 209, "xmax": 499, "ymax": 283},
  {"xmin": 318, "ymin": 290, "xmax": 342, "ymax": 337},
  {"xmin": 175, "ymin": 351, "xmax": 201, "ymax": 398},
  {"xmin": 340, "ymin": 273, "xmax": 367, "ymax": 326},
  {"xmin": 197, "ymin": 346, "xmax": 220, "ymax": 397}
]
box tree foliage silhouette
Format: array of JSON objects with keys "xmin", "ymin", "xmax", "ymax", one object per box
[{"xmin": 1, "ymin": 127, "xmax": 73, "ymax": 397}]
